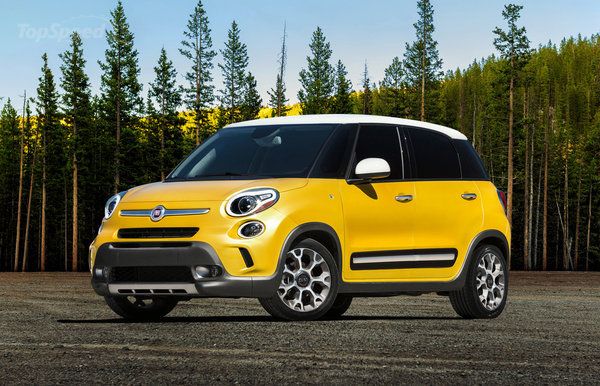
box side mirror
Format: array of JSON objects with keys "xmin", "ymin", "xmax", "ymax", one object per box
[{"xmin": 353, "ymin": 158, "xmax": 390, "ymax": 181}]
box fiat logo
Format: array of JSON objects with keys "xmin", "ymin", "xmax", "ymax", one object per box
[{"xmin": 150, "ymin": 205, "xmax": 166, "ymax": 222}]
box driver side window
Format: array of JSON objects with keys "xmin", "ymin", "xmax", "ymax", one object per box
[{"xmin": 353, "ymin": 125, "xmax": 404, "ymax": 180}]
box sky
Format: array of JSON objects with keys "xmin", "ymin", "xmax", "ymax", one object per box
[{"xmin": 1, "ymin": 0, "xmax": 599, "ymax": 111}]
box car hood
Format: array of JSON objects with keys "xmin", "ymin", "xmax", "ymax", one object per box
[{"xmin": 122, "ymin": 178, "xmax": 308, "ymax": 203}]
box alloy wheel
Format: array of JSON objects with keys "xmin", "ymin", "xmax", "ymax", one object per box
[{"xmin": 277, "ymin": 247, "xmax": 332, "ymax": 312}]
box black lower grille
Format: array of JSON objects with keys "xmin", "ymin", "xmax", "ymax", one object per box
[
  {"xmin": 118, "ymin": 227, "xmax": 199, "ymax": 239},
  {"xmin": 110, "ymin": 266, "xmax": 194, "ymax": 283}
]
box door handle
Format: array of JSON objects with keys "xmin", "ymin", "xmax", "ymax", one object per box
[
  {"xmin": 395, "ymin": 195, "xmax": 413, "ymax": 203},
  {"xmin": 461, "ymin": 193, "xmax": 477, "ymax": 201}
]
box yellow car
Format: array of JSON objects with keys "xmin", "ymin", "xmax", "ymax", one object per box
[{"xmin": 90, "ymin": 115, "xmax": 510, "ymax": 321}]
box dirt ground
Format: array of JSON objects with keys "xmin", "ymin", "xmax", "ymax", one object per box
[{"xmin": 0, "ymin": 271, "xmax": 599, "ymax": 384}]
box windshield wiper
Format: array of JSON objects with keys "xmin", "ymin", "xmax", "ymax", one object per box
[{"xmin": 198, "ymin": 172, "xmax": 247, "ymax": 177}]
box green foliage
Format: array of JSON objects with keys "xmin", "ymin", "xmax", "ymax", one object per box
[
  {"xmin": 376, "ymin": 56, "xmax": 407, "ymax": 117},
  {"xmin": 180, "ymin": 0, "xmax": 216, "ymax": 142},
  {"xmin": 298, "ymin": 27, "xmax": 335, "ymax": 114},
  {"xmin": 218, "ymin": 21, "xmax": 249, "ymax": 124},
  {"xmin": 359, "ymin": 61, "xmax": 373, "ymax": 114},
  {"xmin": 403, "ymin": 0, "xmax": 442, "ymax": 120},
  {"xmin": 147, "ymin": 48, "xmax": 184, "ymax": 179},
  {"xmin": 98, "ymin": 0, "xmax": 143, "ymax": 191},
  {"xmin": 268, "ymin": 24, "xmax": 290, "ymax": 117},
  {"xmin": 241, "ymin": 72, "xmax": 262, "ymax": 121},
  {"xmin": 330, "ymin": 60, "xmax": 353, "ymax": 114}
]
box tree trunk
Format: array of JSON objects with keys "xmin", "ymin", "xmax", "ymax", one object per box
[
  {"xmin": 72, "ymin": 121, "xmax": 78, "ymax": 272},
  {"xmin": 420, "ymin": 16, "xmax": 426, "ymax": 121},
  {"xmin": 573, "ymin": 175, "xmax": 582, "ymax": 270},
  {"xmin": 528, "ymin": 122, "xmax": 535, "ymax": 270},
  {"xmin": 533, "ymin": 158, "xmax": 542, "ymax": 269},
  {"xmin": 64, "ymin": 176, "xmax": 68, "ymax": 271},
  {"xmin": 563, "ymin": 140, "xmax": 569, "ymax": 270},
  {"xmin": 22, "ymin": 147, "xmax": 36, "ymax": 271},
  {"xmin": 506, "ymin": 69, "xmax": 514, "ymax": 269},
  {"xmin": 585, "ymin": 185, "xmax": 592, "ymax": 271},
  {"xmin": 14, "ymin": 92, "xmax": 26, "ymax": 271},
  {"xmin": 523, "ymin": 89, "xmax": 529, "ymax": 270},
  {"xmin": 542, "ymin": 107, "xmax": 551, "ymax": 271},
  {"xmin": 114, "ymin": 55, "xmax": 121, "ymax": 193},
  {"xmin": 40, "ymin": 147, "xmax": 47, "ymax": 271}
]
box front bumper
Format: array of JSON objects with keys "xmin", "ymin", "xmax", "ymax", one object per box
[{"xmin": 91, "ymin": 242, "xmax": 278, "ymax": 298}]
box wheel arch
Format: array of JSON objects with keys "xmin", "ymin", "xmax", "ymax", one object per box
[{"xmin": 279, "ymin": 222, "xmax": 342, "ymax": 270}]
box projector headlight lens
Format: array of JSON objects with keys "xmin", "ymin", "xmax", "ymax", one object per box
[{"xmin": 226, "ymin": 188, "xmax": 279, "ymax": 217}]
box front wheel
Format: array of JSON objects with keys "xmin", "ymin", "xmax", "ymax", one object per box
[
  {"xmin": 259, "ymin": 238, "xmax": 339, "ymax": 321},
  {"xmin": 449, "ymin": 245, "xmax": 508, "ymax": 319},
  {"xmin": 104, "ymin": 295, "xmax": 178, "ymax": 320}
]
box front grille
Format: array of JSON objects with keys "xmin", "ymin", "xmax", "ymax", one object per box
[
  {"xmin": 110, "ymin": 266, "xmax": 194, "ymax": 283},
  {"xmin": 117, "ymin": 227, "xmax": 199, "ymax": 239}
]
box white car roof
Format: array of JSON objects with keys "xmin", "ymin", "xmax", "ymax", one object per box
[{"xmin": 225, "ymin": 114, "xmax": 468, "ymax": 140}]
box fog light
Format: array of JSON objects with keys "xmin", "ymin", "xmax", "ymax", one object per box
[
  {"xmin": 93, "ymin": 267, "xmax": 105, "ymax": 279},
  {"xmin": 194, "ymin": 266, "xmax": 210, "ymax": 279},
  {"xmin": 238, "ymin": 221, "xmax": 265, "ymax": 238},
  {"xmin": 193, "ymin": 265, "xmax": 223, "ymax": 280}
]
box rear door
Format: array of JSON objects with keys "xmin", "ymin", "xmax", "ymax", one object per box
[{"xmin": 403, "ymin": 127, "xmax": 483, "ymax": 281}]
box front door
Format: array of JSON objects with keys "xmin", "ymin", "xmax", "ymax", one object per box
[{"xmin": 339, "ymin": 124, "xmax": 417, "ymax": 282}]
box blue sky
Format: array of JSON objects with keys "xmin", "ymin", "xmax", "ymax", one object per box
[{"xmin": 1, "ymin": 0, "xmax": 599, "ymax": 110}]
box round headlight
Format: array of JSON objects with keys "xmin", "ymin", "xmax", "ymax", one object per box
[
  {"xmin": 104, "ymin": 191, "xmax": 127, "ymax": 219},
  {"xmin": 226, "ymin": 188, "xmax": 279, "ymax": 217}
]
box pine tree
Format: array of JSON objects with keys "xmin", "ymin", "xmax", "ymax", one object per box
[
  {"xmin": 268, "ymin": 23, "xmax": 289, "ymax": 116},
  {"xmin": 298, "ymin": 27, "xmax": 334, "ymax": 114},
  {"xmin": 0, "ymin": 100, "xmax": 20, "ymax": 271},
  {"xmin": 180, "ymin": 0, "xmax": 216, "ymax": 144},
  {"xmin": 241, "ymin": 72, "xmax": 262, "ymax": 121},
  {"xmin": 331, "ymin": 60, "xmax": 352, "ymax": 114},
  {"xmin": 60, "ymin": 32, "xmax": 92, "ymax": 271},
  {"xmin": 218, "ymin": 21, "xmax": 249, "ymax": 124},
  {"xmin": 403, "ymin": 0, "xmax": 442, "ymax": 121},
  {"xmin": 493, "ymin": 3, "xmax": 530, "ymax": 234},
  {"xmin": 379, "ymin": 56, "xmax": 406, "ymax": 117},
  {"xmin": 148, "ymin": 48, "xmax": 183, "ymax": 179},
  {"xmin": 36, "ymin": 53, "xmax": 64, "ymax": 271},
  {"xmin": 360, "ymin": 61, "xmax": 373, "ymax": 114},
  {"xmin": 14, "ymin": 92, "xmax": 26, "ymax": 271},
  {"xmin": 98, "ymin": 0, "xmax": 143, "ymax": 192}
]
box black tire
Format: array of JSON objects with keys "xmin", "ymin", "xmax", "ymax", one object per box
[
  {"xmin": 323, "ymin": 294, "xmax": 353, "ymax": 319},
  {"xmin": 259, "ymin": 238, "xmax": 339, "ymax": 321},
  {"xmin": 104, "ymin": 295, "xmax": 178, "ymax": 320},
  {"xmin": 449, "ymin": 245, "xmax": 508, "ymax": 319}
]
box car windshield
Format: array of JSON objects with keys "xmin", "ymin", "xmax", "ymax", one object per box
[{"xmin": 167, "ymin": 124, "xmax": 337, "ymax": 180}]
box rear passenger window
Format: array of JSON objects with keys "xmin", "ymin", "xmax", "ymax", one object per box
[
  {"xmin": 408, "ymin": 128, "xmax": 460, "ymax": 179},
  {"xmin": 353, "ymin": 125, "xmax": 403, "ymax": 180},
  {"xmin": 454, "ymin": 140, "xmax": 489, "ymax": 179}
]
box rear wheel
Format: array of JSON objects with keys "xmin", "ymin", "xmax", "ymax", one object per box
[
  {"xmin": 104, "ymin": 295, "xmax": 178, "ymax": 320},
  {"xmin": 450, "ymin": 245, "xmax": 508, "ymax": 319},
  {"xmin": 259, "ymin": 238, "xmax": 339, "ymax": 321}
]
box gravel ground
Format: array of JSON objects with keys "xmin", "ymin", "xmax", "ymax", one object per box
[{"xmin": 0, "ymin": 271, "xmax": 599, "ymax": 384}]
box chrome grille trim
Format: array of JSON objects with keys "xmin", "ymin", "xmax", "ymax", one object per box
[{"xmin": 120, "ymin": 208, "xmax": 210, "ymax": 217}]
